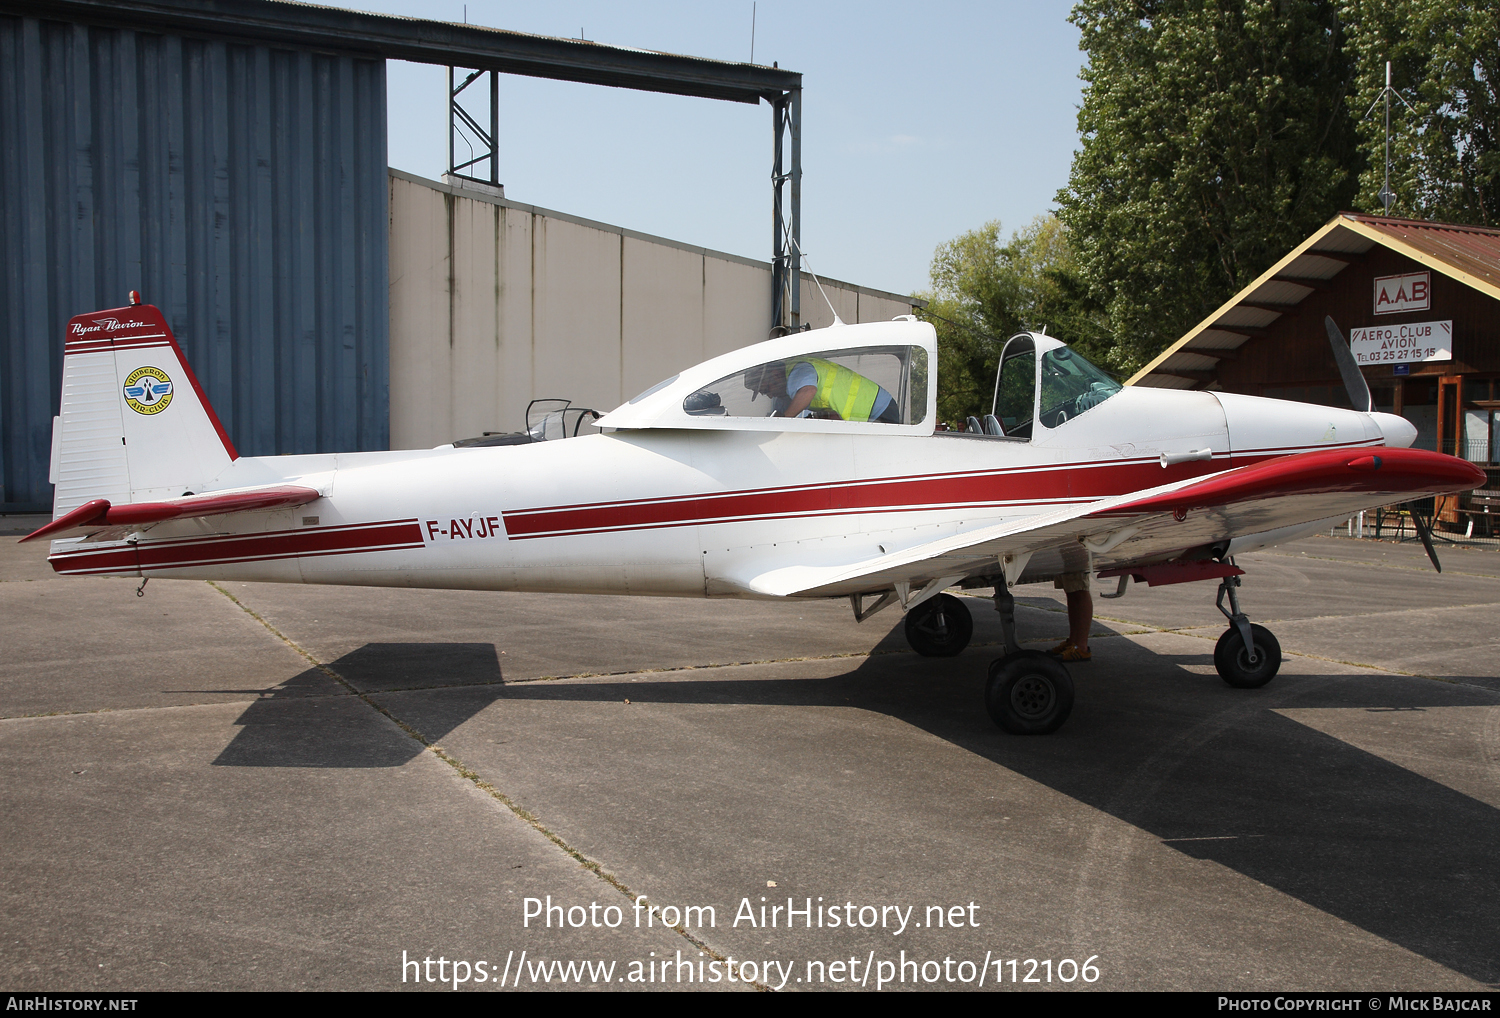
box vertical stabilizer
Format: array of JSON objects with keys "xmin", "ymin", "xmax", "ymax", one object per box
[{"xmin": 54, "ymin": 301, "xmax": 236, "ymax": 518}]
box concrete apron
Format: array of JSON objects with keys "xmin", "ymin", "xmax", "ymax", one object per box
[{"xmin": 1, "ymin": 533, "xmax": 1497, "ymax": 991}]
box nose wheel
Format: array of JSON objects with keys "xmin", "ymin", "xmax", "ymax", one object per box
[
  {"xmin": 903, "ymin": 593, "xmax": 974, "ymax": 656},
  {"xmin": 1214, "ymin": 573, "xmax": 1281, "ymax": 688},
  {"xmin": 1214, "ymin": 624, "xmax": 1281, "ymax": 688}
]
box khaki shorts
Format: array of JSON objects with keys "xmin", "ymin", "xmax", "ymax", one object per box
[{"xmin": 1053, "ymin": 571, "xmax": 1090, "ymax": 594}]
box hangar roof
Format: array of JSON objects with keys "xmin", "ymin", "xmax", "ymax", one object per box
[
  {"xmin": 5, "ymin": 0, "xmax": 800, "ymax": 104},
  {"xmin": 1130, "ymin": 213, "xmax": 1500, "ymax": 390}
]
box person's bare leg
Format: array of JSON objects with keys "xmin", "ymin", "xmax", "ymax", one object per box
[{"xmin": 1067, "ymin": 589, "xmax": 1092, "ymax": 651}]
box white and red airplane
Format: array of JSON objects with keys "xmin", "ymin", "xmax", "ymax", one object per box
[{"xmin": 26, "ymin": 295, "xmax": 1484, "ymax": 734}]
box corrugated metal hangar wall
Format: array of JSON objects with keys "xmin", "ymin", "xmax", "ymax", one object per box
[{"xmin": 0, "ymin": 13, "xmax": 390, "ymax": 510}]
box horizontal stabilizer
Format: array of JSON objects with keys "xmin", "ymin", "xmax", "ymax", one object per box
[{"xmin": 21, "ymin": 485, "xmax": 321, "ymax": 544}]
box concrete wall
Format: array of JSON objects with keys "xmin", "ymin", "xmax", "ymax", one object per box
[{"xmin": 388, "ymin": 169, "xmax": 918, "ymax": 449}]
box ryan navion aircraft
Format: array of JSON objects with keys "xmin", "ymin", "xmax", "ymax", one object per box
[{"xmin": 26, "ymin": 294, "xmax": 1483, "ymax": 734}]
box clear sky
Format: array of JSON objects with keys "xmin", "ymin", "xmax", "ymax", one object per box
[{"xmin": 353, "ymin": 1, "xmax": 1086, "ymax": 297}]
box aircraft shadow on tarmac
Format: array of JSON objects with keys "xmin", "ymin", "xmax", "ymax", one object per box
[
  {"xmin": 211, "ymin": 642, "xmax": 505, "ymax": 769},
  {"xmin": 212, "ymin": 637, "xmax": 1500, "ymax": 985}
]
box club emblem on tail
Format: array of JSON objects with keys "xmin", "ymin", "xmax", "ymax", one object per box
[{"xmin": 123, "ymin": 366, "xmax": 174, "ymax": 415}]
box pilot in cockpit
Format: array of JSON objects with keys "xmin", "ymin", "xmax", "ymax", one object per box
[{"xmin": 744, "ymin": 358, "xmax": 901, "ymax": 424}]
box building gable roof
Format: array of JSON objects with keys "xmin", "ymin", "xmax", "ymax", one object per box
[{"xmin": 1128, "ymin": 213, "xmax": 1500, "ymax": 389}]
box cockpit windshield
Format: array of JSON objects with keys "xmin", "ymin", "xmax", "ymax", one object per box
[
  {"xmin": 988, "ymin": 336, "xmax": 1121, "ymax": 438},
  {"xmin": 1038, "ymin": 346, "xmax": 1121, "ymax": 428}
]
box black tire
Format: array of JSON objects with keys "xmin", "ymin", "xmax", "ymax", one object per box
[
  {"xmin": 1214, "ymin": 625, "xmax": 1281, "ymax": 688},
  {"xmin": 903, "ymin": 593, "xmax": 974, "ymax": 657},
  {"xmin": 985, "ymin": 651, "xmax": 1075, "ymax": 734}
]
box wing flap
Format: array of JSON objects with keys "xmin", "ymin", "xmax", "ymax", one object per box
[
  {"xmin": 761, "ymin": 447, "xmax": 1483, "ymax": 599},
  {"xmin": 20, "ymin": 485, "xmax": 322, "ymax": 543}
]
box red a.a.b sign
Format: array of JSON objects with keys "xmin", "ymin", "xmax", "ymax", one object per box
[{"xmin": 1374, "ymin": 271, "xmax": 1430, "ymax": 315}]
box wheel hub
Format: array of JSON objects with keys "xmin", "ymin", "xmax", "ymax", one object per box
[{"xmin": 1010, "ymin": 674, "xmax": 1055, "ymax": 718}]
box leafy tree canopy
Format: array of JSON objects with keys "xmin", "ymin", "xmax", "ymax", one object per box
[
  {"xmin": 926, "ymin": 2, "xmax": 1496, "ymax": 389},
  {"xmin": 917, "ymin": 215, "xmax": 1107, "ymax": 425},
  {"xmin": 1343, "ymin": 0, "xmax": 1499, "ymax": 225},
  {"xmin": 1056, "ymin": 0, "xmax": 1362, "ymax": 375}
]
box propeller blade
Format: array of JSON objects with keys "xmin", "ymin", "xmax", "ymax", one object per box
[
  {"xmin": 1408, "ymin": 502, "xmax": 1442, "ymax": 572},
  {"xmin": 1324, "ymin": 316, "xmax": 1373, "ymax": 412}
]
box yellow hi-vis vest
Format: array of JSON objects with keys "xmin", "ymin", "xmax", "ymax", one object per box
[{"xmin": 787, "ymin": 357, "xmax": 881, "ymax": 421}]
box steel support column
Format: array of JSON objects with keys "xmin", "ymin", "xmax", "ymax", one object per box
[
  {"xmin": 770, "ymin": 86, "xmax": 801, "ymax": 333},
  {"xmin": 790, "ymin": 86, "xmax": 801, "ymax": 332}
]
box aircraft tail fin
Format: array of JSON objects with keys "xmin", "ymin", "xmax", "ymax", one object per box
[{"xmin": 53, "ymin": 296, "xmax": 236, "ymax": 520}]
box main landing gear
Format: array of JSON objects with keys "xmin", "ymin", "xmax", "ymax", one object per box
[
  {"xmin": 897, "ymin": 585, "xmax": 1072, "ymax": 734},
  {"xmin": 985, "ymin": 583, "xmax": 1074, "ymax": 735},
  {"xmin": 1213, "ymin": 573, "xmax": 1281, "ymax": 688},
  {"xmin": 903, "ymin": 593, "xmax": 974, "ymax": 657}
]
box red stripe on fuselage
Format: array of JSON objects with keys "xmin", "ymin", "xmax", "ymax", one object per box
[
  {"xmin": 499, "ymin": 441, "xmax": 1381, "ymax": 540},
  {"xmin": 49, "ymin": 519, "xmax": 423, "ymax": 575}
]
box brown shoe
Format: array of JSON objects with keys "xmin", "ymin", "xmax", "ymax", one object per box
[{"xmin": 1054, "ymin": 644, "xmax": 1091, "ymax": 662}]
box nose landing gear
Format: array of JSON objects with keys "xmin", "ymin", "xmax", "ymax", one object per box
[{"xmin": 1213, "ymin": 573, "xmax": 1281, "ymax": 688}]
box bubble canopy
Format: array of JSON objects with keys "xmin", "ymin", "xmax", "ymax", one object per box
[{"xmin": 597, "ymin": 319, "xmax": 939, "ymax": 434}]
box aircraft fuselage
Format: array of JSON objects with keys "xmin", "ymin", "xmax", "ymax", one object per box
[{"xmin": 49, "ymin": 386, "xmax": 1398, "ymax": 598}]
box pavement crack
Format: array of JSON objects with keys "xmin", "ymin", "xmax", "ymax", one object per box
[{"xmin": 206, "ymin": 581, "xmax": 741, "ymax": 979}]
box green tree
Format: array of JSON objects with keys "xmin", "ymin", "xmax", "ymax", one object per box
[
  {"xmin": 918, "ymin": 215, "xmax": 1107, "ymax": 425},
  {"xmin": 1342, "ymin": 0, "xmax": 1499, "ymax": 225},
  {"xmin": 1057, "ymin": 0, "xmax": 1362, "ymax": 376}
]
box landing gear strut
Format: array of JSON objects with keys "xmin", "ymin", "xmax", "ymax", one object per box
[
  {"xmin": 984, "ymin": 580, "xmax": 1074, "ymax": 734},
  {"xmin": 1213, "ymin": 573, "xmax": 1281, "ymax": 688}
]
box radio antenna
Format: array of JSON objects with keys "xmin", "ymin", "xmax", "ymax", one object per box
[
  {"xmin": 1363, "ymin": 60, "xmax": 1419, "ymax": 214},
  {"xmin": 784, "ymin": 229, "xmax": 843, "ymax": 326}
]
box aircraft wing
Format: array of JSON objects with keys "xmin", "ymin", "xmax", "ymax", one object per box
[
  {"xmin": 19, "ymin": 485, "xmax": 322, "ymax": 544},
  {"xmin": 747, "ymin": 447, "xmax": 1485, "ymax": 599}
]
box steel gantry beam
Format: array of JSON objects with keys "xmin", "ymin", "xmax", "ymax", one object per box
[{"xmin": 8, "ymin": 0, "xmax": 801, "ymax": 103}]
